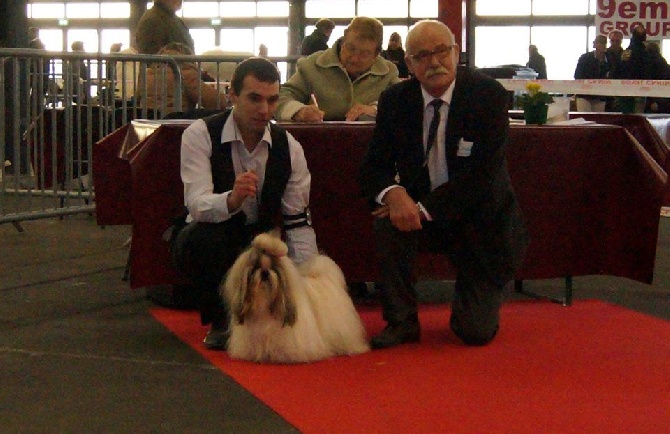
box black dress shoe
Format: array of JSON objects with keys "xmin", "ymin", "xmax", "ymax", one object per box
[
  {"xmin": 370, "ymin": 320, "xmax": 420, "ymax": 349},
  {"xmin": 203, "ymin": 324, "xmax": 230, "ymax": 350}
]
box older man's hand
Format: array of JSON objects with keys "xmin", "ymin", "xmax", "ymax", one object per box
[
  {"xmin": 377, "ymin": 187, "xmax": 422, "ymax": 231},
  {"xmin": 293, "ymin": 105, "xmax": 325, "ymax": 122}
]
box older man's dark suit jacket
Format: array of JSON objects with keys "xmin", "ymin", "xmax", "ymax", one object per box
[{"xmin": 360, "ymin": 66, "xmax": 529, "ymax": 282}]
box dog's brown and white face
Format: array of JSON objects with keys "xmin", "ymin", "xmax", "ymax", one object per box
[
  {"xmin": 224, "ymin": 236, "xmax": 296, "ymax": 327},
  {"xmin": 223, "ymin": 232, "xmax": 371, "ymax": 363}
]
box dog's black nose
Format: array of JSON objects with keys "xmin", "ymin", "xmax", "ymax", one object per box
[{"xmin": 260, "ymin": 269, "xmax": 270, "ymax": 281}]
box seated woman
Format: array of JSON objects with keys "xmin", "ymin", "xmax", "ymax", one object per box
[
  {"xmin": 276, "ymin": 17, "xmax": 400, "ymax": 122},
  {"xmin": 144, "ymin": 42, "xmax": 228, "ymax": 116}
]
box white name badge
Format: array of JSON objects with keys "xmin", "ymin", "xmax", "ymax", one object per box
[{"xmin": 457, "ymin": 139, "xmax": 473, "ymax": 157}]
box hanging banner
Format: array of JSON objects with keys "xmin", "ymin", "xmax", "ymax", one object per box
[
  {"xmin": 596, "ymin": 0, "xmax": 670, "ymax": 37},
  {"xmin": 498, "ymin": 79, "xmax": 670, "ymax": 98}
]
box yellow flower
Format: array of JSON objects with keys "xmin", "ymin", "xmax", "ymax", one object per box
[
  {"xmin": 515, "ymin": 82, "xmax": 554, "ymax": 108},
  {"xmin": 525, "ymin": 82, "xmax": 542, "ymax": 96}
]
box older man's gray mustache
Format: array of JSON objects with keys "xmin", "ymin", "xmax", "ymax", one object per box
[{"xmin": 425, "ymin": 67, "xmax": 449, "ymax": 77}]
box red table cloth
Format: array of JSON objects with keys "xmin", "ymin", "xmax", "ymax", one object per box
[{"xmin": 92, "ymin": 120, "xmax": 667, "ymax": 289}]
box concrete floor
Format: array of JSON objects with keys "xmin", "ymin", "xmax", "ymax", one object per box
[{"xmin": 1, "ymin": 214, "xmax": 668, "ymax": 433}]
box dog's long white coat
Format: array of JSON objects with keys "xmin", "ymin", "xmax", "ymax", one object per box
[{"xmin": 224, "ymin": 252, "xmax": 369, "ymax": 363}]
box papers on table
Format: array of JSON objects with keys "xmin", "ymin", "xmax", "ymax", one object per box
[
  {"xmin": 130, "ymin": 118, "xmax": 195, "ymax": 136},
  {"xmin": 131, "ymin": 118, "xmax": 196, "ymax": 127},
  {"xmin": 509, "ymin": 117, "xmax": 596, "ymax": 126},
  {"xmin": 548, "ymin": 118, "xmax": 596, "ymax": 125}
]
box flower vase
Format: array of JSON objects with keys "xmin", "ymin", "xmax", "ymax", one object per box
[{"xmin": 524, "ymin": 103, "xmax": 548, "ymax": 125}]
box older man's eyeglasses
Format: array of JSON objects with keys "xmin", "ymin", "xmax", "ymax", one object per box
[{"xmin": 409, "ymin": 45, "xmax": 456, "ymax": 63}]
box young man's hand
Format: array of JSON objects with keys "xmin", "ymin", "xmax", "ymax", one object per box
[{"xmin": 227, "ymin": 170, "xmax": 258, "ymax": 211}]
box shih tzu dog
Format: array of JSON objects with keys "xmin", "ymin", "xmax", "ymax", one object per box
[{"xmin": 222, "ymin": 232, "xmax": 370, "ymax": 363}]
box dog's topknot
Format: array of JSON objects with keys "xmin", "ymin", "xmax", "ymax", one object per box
[{"xmin": 253, "ymin": 233, "xmax": 288, "ymax": 257}]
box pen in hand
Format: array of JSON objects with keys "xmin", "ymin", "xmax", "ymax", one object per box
[
  {"xmin": 310, "ymin": 93, "xmax": 319, "ymax": 109},
  {"xmin": 294, "ymin": 93, "xmax": 323, "ymax": 122}
]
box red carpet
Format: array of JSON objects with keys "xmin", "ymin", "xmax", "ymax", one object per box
[{"xmin": 151, "ymin": 300, "xmax": 670, "ymax": 433}]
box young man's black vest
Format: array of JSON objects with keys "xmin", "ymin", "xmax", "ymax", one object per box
[{"xmin": 204, "ymin": 110, "xmax": 291, "ymax": 232}]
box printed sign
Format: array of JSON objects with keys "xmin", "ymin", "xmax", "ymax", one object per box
[
  {"xmin": 596, "ymin": 0, "xmax": 670, "ymax": 37},
  {"xmin": 498, "ymin": 78, "xmax": 670, "ymax": 98}
]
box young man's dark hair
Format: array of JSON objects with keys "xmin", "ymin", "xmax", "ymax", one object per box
[{"xmin": 230, "ymin": 57, "xmax": 280, "ymax": 95}]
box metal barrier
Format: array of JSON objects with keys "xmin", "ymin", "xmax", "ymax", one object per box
[{"xmin": 1, "ymin": 48, "xmax": 296, "ymax": 230}]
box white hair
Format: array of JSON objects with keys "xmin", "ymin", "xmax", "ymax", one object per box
[{"xmin": 406, "ymin": 20, "xmax": 455, "ymax": 54}]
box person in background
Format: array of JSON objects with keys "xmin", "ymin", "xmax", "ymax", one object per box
[
  {"xmin": 144, "ymin": 42, "xmax": 227, "ymax": 116},
  {"xmin": 28, "ymin": 27, "xmax": 45, "ymax": 50},
  {"xmin": 70, "ymin": 41, "xmax": 89, "ymax": 103},
  {"xmin": 258, "ymin": 43, "xmax": 278, "ymax": 71},
  {"xmin": 135, "ymin": 0, "xmax": 194, "ymax": 55},
  {"xmin": 277, "ymin": 16, "xmax": 400, "ymax": 122},
  {"xmin": 171, "ymin": 58, "xmax": 318, "ymax": 350},
  {"xmin": 258, "ymin": 44, "xmax": 269, "ymax": 58},
  {"xmin": 114, "ymin": 45, "xmax": 139, "ymax": 102},
  {"xmin": 573, "ymin": 35, "xmax": 609, "ymax": 112},
  {"xmin": 606, "ymin": 29, "xmax": 625, "ymax": 79},
  {"xmin": 645, "ymin": 40, "xmax": 670, "ymax": 79},
  {"xmin": 526, "ymin": 44, "xmax": 547, "ymax": 79},
  {"xmin": 110, "ymin": 42, "xmax": 123, "ymax": 53},
  {"xmin": 300, "ymin": 18, "xmax": 335, "ymax": 56},
  {"xmin": 27, "ymin": 27, "xmax": 49, "ymax": 109},
  {"xmin": 644, "ymin": 41, "xmax": 670, "ymax": 113},
  {"xmin": 381, "ymin": 32, "xmax": 409, "ymax": 79},
  {"xmin": 616, "ymin": 24, "xmax": 652, "ymax": 113},
  {"xmin": 135, "ymin": 0, "xmax": 194, "ymax": 113},
  {"xmin": 106, "ymin": 42, "xmax": 123, "ymax": 80},
  {"xmin": 605, "ymin": 29, "xmax": 625, "ymax": 111},
  {"xmin": 99, "ymin": 42, "xmax": 123, "ymax": 105},
  {"xmin": 619, "ymin": 25, "xmax": 651, "ymax": 80},
  {"xmin": 359, "ymin": 20, "xmax": 528, "ymax": 349},
  {"xmin": 2, "ymin": 35, "xmax": 29, "ymax": 175}
]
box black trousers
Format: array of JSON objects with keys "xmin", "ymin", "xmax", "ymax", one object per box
[
  {"xmin": 374, "ymin": 217, "xmax": 508, "ymax": 346},
  {"xmin": 170, "ymin": 214, "xmax": 254, "ymax": 326}
]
